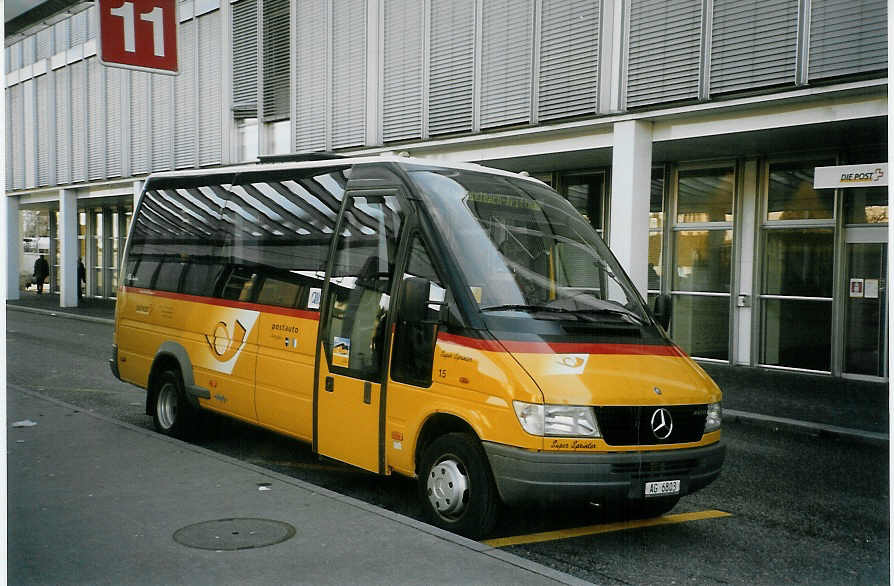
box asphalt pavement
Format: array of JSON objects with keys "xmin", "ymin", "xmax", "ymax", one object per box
[
  {"xmin": 5, "ymin": 292, "xmax": 890, "ymax": 584},
  {"xmin": 8, "ymin": 292, "xmax": 889, "ymax": 443}
]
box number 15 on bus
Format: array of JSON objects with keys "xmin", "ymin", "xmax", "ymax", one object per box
[{"xmin": 98, "ymin": 0, "xmax": 179, "ymax": 75}]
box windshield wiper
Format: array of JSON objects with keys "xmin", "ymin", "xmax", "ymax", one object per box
[
  {"xmin": 480, "ymin": 304, "xmax": 575, "ymax": 314},
  {"xmin": 568, "ymin": 307, "xmax": 647, "ymax": 325}
]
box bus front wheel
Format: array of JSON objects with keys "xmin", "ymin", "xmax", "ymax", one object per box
[
  {"xmin": 418, "ymin": 433, "xmax": 499, "ymax": 539},
  {"xmin": 151, "ymin": 370, "xmax": 193, "ymax": 439}
]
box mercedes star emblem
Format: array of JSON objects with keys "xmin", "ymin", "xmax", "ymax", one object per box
[{"xmin": 650, "ymin": 408, "xmax": 673, "ymax": 440}]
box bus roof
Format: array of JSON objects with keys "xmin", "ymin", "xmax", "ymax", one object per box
[{"xmin": 143, "ymin": 154, "xmax": 544, "ymax": 186}]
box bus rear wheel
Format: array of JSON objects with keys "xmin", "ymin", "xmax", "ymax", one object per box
[
  {"xmin": 418, "ymin": 433, "xmax": 499, "ymax": 539},
  {"xmin": 151, "ymin": 370, "xmax": 194, "ymax": 439}
]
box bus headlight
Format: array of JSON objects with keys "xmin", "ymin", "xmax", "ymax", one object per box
[
  {"xmin": 705, "ymin": 402, "xmax": 722, "ymax": 433},
  {"xmin": 513, "ymin": 401, "xmax": 601, "ymax": 438}
]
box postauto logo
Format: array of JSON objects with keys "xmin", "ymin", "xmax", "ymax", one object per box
[{"xmin": 205, "ymin": 320, "xmax": 247, "ymax": 362}]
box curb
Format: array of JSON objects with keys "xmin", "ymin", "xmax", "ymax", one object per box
[
  {"xmin": 6, "ymin": 303, "xmax": 115, "ymax": 325},
  {"xmin": 725, "ymin": 408, "xmax": 888, "ymax": 446}
]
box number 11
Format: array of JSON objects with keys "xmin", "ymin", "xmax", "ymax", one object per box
[{"xmin": 109, "ymin": 2, "xmax": 166, "ymax": 57}]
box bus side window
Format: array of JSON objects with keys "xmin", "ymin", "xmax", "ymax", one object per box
[
  {"xmin": 182, "ymin": 261, "xmax": 226, "ymax": 297},
  {"xmin": 220, "ymin": 266, "xmax": 259, "ymax": 301},
  {"xmin": 391, "ymin": 235, "xmax": 445, "ymax": 387},
  {"xmin": 154, "ymin": 255, "xmax": 187, "ymax": 293},
  {"xmin": 255, "ymin": 273, "xmax": 303, "ymax": 308}
]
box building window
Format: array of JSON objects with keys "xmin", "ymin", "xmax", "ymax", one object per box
[
  {"xmin": 237, "ymin": 118, "xmax": 259, "ymax": 162},
  {"xmin": 759, "ymin": 160, "xmax": 836, "ymax": 372},
  {"xmin": 262, "ymin": 0, "xmax": 290, "ymax": 122},
  {"xmin": 670, "ymin": 166, "xmax": 735, "ymax": 361},
  {"xmin": 266, "ymin": 120, "xmax": 291, "ymax": 155},
  {"xmin": 232, "ymin": 0, "xmax": 259, "ymax": 118},
  {"xmin": 562, "ymin": 171, "xmax": 607, "ymax": 236},
  {"xmin": 648, "ymin": 166, "xmax": 665, "ymax": 307},
  {"xmin": 844, "ymin": 187, "xmax": 888, "ymax": 225}
]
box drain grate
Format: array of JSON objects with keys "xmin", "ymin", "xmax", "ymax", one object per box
[{"xmin": 174, "ymin": 518, "xmax": 296, "ymax": 551}]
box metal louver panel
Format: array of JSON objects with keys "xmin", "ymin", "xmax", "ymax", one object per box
[
  {"xmin": 23, "ymin": 81, "xmax": 36, "ymax": 189},
  {"xmin": 538, "ymin": 0, "xmax": 599, "ymax": 121},
  {"xmin": 232, "ymin": 0, "xmax": 258, "ymax": 117},
  {"xmin": 10, "ymin": 84, "xmax": 25, "ymax": 190},
  {"xmin": 175, "ymin": 19, "xmax": 197, "ymax": 168},
  {"xmin": 106, "ymin": 67, "xmax": 123, "ymax": 178},
  {"xmin": 37, "ymin": 75, "xmax": 51, "ymax": 186},
  {"xmin": 71, "ymin": 61, "xmax": 86, "ymax": 183},
  {"xmin": 22, "ymin": 36, "xmax": 36, "ymax": 67},
  {"xmin": 295, "ymin": 0, "xmax": 327, "ymax": 151},
  {"xmin": 199, "ymin": 10, "xmax": 223, "ymax": 166},
  {"xmin": 809, "ymin": 0, "xmax": 887, "ymax": 80},
  {"xmin": 87, "ymin": 58, "xmax": 105, "ymax": 180},
  {"xmin": 152, "ymin": 75, "xmax": 175, "ymax": 172},
  {"xmin": 383, "ymin": 0, "xmax": 423, "ymax": 142},
  {"xmin": 131, "ymin": 71, "xmax": 151, "ymax": 175},
  {"xmin": 331, "ymin": 0, "xmax": 366, "ymax": 148},
  {"xmin": 8, "ymin": 42, "xmax": 22, "ymax": 73},
  {"xmin": 36, "ymin": 28, "xmax": 52, "ymax": 60},
  {"xmin": 71, "ymin": 11, "xmax": 87, "ymax": 46},
  {"xmin": 711, "ymin": 0, "xmax": 797, "ymax": 94},
  {"xmin": 5, "ymin": 90, "xmax": 12, "ymax": 190},
  {"xmin": 86, "ymin": 6, "xmax": 97, "ymax": 40},
  {"xmin": 627, "ymin": 0, "xmax": 702, "ymax": 108},
  {"xmin": 55, "ymin": 67, "xmax": 71, "ymax": 185},
  {"xmin": 54, "ymin": 20, "xmax": 70, "ymax": 53},
  {"xmin": 262, "ymin": 0, "xmax": 290, "ymax": 121},
  {"xmin": 429, "ymin": 0, "xmax": 475, "ymax": 135},
  {"xmin": 480, "ymin": 0, "xmax": 533, "ymax": 129}
]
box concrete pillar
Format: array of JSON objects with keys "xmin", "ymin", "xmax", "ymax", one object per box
[
  {"xmin": 610, "ymin": 120, "xmax": 653, "ymax": 298},
  {"xmin": 103, "ymin": 209, "xmax": 113, "ymax": 297},
  {"xmin": 116, "ymin": 208, "xmax": 128, "ymax": 271},
  {"xmin": 735, "ymin": 160, "xmax": 759, "ymax": 366},
  {"xmin": 133, "ymin": 180, "xmax": 144, "ymax": 212},
  {"xmin": 86, "ymin": 210, "xmax": 96, "ymax": 297},
  {"xmin": 6, "ymin": 196, "xmax": 21, "ymax": 300},
  {"xmin": 59, "ymin": 189, "xmax": 78, "ymax": 307},
  {"xmin": 48, "ymin": 210, "xmax": 57, "ymax": 293}
]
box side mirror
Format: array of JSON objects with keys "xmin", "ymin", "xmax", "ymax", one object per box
[
  {"xmin": 652, "ymin": 294, "xmax": 672, "ymax": 331},
  {"xmin": 399, "ymin": 277, "xmax": 430, "ymax": 324},
  {"xmin": 393, "ymin": 277, "xmax": 439, "ymax": 386}
]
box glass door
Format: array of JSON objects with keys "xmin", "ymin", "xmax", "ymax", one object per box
[{"xmin": 842, "ymin": 232, "xmax": 888, "ymax": 378}]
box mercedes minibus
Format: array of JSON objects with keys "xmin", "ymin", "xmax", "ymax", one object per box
[{"xmin": 110, "ymin": 155, "xmax": 725, "ymax": 538}]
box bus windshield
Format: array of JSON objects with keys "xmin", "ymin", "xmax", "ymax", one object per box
[{"xmin": 409, "ymin": 169, "xmax": 650, "ymax": 325}]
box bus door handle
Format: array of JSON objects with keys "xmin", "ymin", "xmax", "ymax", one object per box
[{"xmin": 325, "ymin": 376, "xmax": 334, "ymax": 392}]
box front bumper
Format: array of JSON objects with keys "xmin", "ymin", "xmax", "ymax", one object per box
[{"xmin": 482, "ymin": 440, "xmax": 725, "ymax": 506}]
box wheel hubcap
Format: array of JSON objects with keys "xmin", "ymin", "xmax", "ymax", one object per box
[
  {"xmin": 157, "ymin": 383, "xmax": 177, "ymax": 430},
  {"xmin": 427, "ymin": 457, "xmax": 469, "ymax": 519}
]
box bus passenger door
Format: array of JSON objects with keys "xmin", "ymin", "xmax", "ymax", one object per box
[{"xmin": 315, "ymin": 193, "xmax": 403, "ymax": 473}]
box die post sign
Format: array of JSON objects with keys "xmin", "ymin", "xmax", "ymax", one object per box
[{"xmin": 98, "ymin": 0, "xmax": 179, "ymax": 74}]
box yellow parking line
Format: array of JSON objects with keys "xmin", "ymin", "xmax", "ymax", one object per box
[{"xmin": 482, "ymin": 509, "xmax": 732, "ymax": 548}]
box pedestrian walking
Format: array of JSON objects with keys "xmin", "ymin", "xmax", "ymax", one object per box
[
  {"xmin": 78, "ymin": 258, "xmax": 86, "ymax": 300},
  {"xmin": 33, "ymin": 255, "xmax": 49, "ymax": 295}
]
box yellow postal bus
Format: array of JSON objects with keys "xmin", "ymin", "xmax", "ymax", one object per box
[{"xmin": 111, "ymin": 155, "xmax": 724, "ymax": 538}]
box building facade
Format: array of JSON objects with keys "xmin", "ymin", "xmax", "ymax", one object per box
[{"xmin": 4, "ymin": 0, "xmax": 888, "ymax": 380}]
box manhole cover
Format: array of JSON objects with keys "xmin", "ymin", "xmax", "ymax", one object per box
[{"xmin": 174, "ymin": 518, "xmax": 296, "ymax": 551}]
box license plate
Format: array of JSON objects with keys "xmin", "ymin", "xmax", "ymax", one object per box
[{"xmin": 645, "ymin": 480, "xmax": 680, "ymax": 497}]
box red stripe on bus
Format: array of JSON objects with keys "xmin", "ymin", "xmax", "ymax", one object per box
[
  {"xmin": 438, "ymin": 332, "xmax": 684, "ymax": 357},
  {"xmin": 437, "ymin": 332, "xmax": 505, "ymax": 352},
  {"xmin": 122, "ymin": 286, "xmax": 321, "ymax": 321}
]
